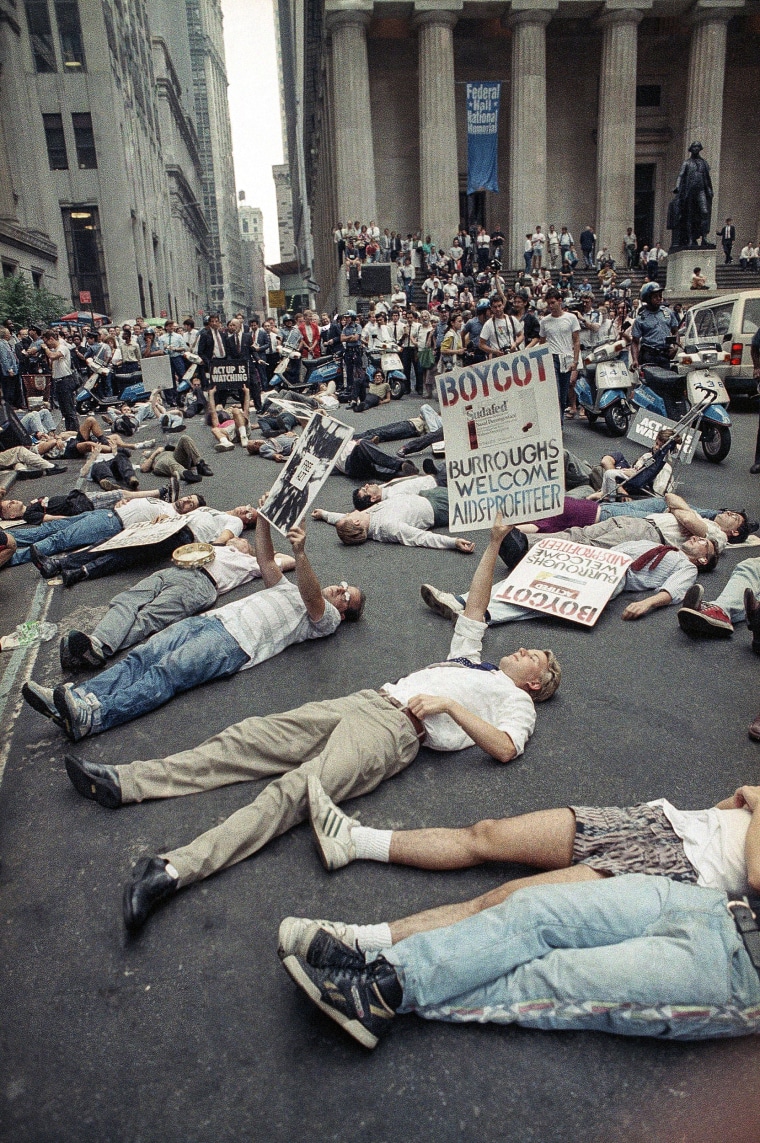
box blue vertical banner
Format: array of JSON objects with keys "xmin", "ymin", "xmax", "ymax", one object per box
[{"xmin": 466, "ymin": 82, "xmax": 501, "ymax": 194}]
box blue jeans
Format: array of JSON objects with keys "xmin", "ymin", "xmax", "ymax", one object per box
[
  {"xmin": 9, "ymin": 509, "xmax": 122, "ymax": 564},
  {"xmin": 77, "ymin": 615, "xmax": 249, "ymax": 733},
  {"xmin": 715, "ymin": 556, "xmax": 760, "ymax": 622},
  {"xmin": 553, "ymin": 355, "xmax": 570, "ymax": 412},
  {"xmin": 385, "ymin": 875, "xmax": 760, "ymax": 1040}
]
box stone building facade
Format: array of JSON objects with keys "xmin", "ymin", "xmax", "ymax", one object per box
[
  {"xmin": 279, "ymin": 0, "xmax": 760, "ymax": 310},
  {"xmin": 0, "ymin": 0, "xmax": 241, "ymax": 322}
]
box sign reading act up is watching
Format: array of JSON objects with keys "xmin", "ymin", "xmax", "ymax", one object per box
[{"xmin": 436, "ymin": 348, "xmax": 564, "ymax": 532}]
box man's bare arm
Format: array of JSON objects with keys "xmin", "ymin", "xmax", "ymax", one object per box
[
  {"xmin": 463, "ymin": 513, "xmax": 512, "ymax": 622},
  {"xmin": 406, "ymin": 695, "xmax": 517, "ymax": 764},
  {"xmin": 289, "ymin": 525, "xmax": 325, "ymax": 622},
  {"xmin": 253, "ymin": 510, "xmax": 283, "ymax": 588}
]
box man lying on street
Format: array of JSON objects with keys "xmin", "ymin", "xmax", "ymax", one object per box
[
  {"xmin": 24, "ymin": 517, "xmax": 361, "ymax": 743},
  {"xmin": 279, "ymin": 871, "xmax": 760, "ymax": 1049},
  {"xmin": 60, "ymin": 540, "xmax": 296, "ymax": 668},
  {"xmin": 281, "ymin": 777, "xmax": 760, "ymax": 952},
  {"xmin": 422, "ymin": 531, "xmax": 718, "ymax": 625},
  {"xmin": 0, "ymin": 484, "xmax": 165, "ymax": 532},
  {"xmin": 25, "ymin": 498, "xmax": 257, "ymax": 587},
  {"xmin": 61, "ymin": 514, "xmax": 557, "ymax": 933},
  {"xmin": 313, "ymin": 487, "xmax": 470, "ymax": 550}
]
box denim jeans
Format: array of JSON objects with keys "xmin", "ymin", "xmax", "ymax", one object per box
[
  {"xmin": 715, "ymin": 557, "xmax": 760, "ymax": 622},
  {"xmin": 22, "ymin": 409, "xmax": 56, "ymax": 435},
  {"xmin": 8, "ymin": 509, "xmax": 121, "ymax": 564},
  {"xmin": 553, "ymin": 355, "xmax": 571, "ymax": 413},
  {"xmin": 77, "ymin": 615, "xmax": 249, "ymax": 733},
  {"xmin": 385, "ymin": 874, "xmax": 760, "ymax": 1040}
]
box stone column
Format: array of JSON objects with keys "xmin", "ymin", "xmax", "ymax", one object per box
[
  {"xmin": 595, "ymin": 7, "xmax": 645, "ymax": 260},
  {"xmin": 683, "ymin": 1, "xmax": 743, "ymax": 224},
  {"xmin": 326, "ymin": 7, "xmax": 377, "ymax": 225},
  {"xmin": 414, "ymin": 6, "xmax": 460, "ymax": 248},
  {"xmin": 0, "ymin": 19, "xmax": 20, "ymax": 221},
  {"xmin": 507, "ymin": 5, "xmax": 554, "ymax": 269}
]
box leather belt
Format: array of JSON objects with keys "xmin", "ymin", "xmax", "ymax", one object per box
[
  {"xmin": 728, "ymin": 898, "xmax": 760, "ymax": 975},
  {"xmin": 377, "ymin": 689, "xmax": 426, "ymax": 743}
]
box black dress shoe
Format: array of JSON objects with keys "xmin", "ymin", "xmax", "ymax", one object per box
[
  {"xmin": 29, "ymin": 545, "xmax": 62, "ymax": 578},
  {"xmin": 45, "ymin": 464, "xmax": 68, "ymax": 476},
  {"xmin": 64, "ymin": 754, "xmax": 122, "ymax": 807},
  {"xmin": 196, "ymin": 460, "xmax": 214, "ymax": 477},
  {"xmin": 123, "ymin": 856, "xmax": 179, "ymax": 931},
  {"xmin": 65, "ymin": 629, "xmax": 106, "ymax": 668},
  {"xmin": 182, "ymin": 469, "xmax": 202, "ymax": 483},
  {"xmin": 61, "ymin": 566, "xmax": 86, "ymax": 588},
  {"xmin": 498, "ymin": 528, "xmax": 529, "ymax": 571},
  {"xmin": 750, "ymin": 464, "xmax": 760, "ymax": 475},
  {"xmin": 745, "ymin": 588, "xmax": 760, "ymax": 633}
]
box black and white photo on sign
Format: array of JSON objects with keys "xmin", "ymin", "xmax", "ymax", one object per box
[
  {"xmin": 436, "ymin": 348, "xmax": 564, "ymax": 532},
  {"xmin": 258, "ymin": 412, "xmax": 354, "ymax": 536}
]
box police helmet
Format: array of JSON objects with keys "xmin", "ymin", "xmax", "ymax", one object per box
[
  {"xmin": 476, "ymin": 299, "xmax": 490, "ymax": 312},
  {"xmin": 640, "ymin": 282, "xmax": 662, "ymax": 302}
]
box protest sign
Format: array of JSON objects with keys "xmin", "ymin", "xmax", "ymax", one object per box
[
  {"xmin": 90, "ymin": 516, "xmax": 189, "ymax": 552},
  {"xmin": 259, "ymin": 412, "xmax": 353, "ymax": 536},
  {"xmin": 627, "ymin": 408, "xmax": 698, "ymax": 463},
  {"xmin": 140, "ymin": 354, "xmax": 172, "ymax": 392},
  {"xmin": 212, "ymin": 363, "xmax": 249, "ymax": 392},
  {"xmin": 436, "ymin": 348, "xmax": 564, "ymax": 532},
  {"xmin": 493, "ymin": 536, "xmax": 633, "ymax": 627}
]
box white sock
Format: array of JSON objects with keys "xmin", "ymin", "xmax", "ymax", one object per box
[
  {"xmin": 354, "ymin": 922, "xmax": 393, "ymax": 952},
  {"xmin": 351, "ymin": 826, "xmax": 392, "ymax": 862}
]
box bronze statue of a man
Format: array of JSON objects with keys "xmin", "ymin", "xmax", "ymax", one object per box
[{"xmin": 669, "ymin": 142, "xmax": 715, "ymax": 249}]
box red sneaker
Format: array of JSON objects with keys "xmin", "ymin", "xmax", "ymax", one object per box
[{"xmin": 677, "ymin": 601, "xmax": 734, "ymax": 638}]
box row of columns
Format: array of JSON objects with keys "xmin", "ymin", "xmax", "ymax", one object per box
[{"xmin": 326, "ymin": 0, "xmax": 742, "ymax": 267}]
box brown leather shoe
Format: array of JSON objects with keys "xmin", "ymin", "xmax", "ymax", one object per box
[{"xmin": 749, "ymin": 714, "xmax": 760, "ymax": 742}]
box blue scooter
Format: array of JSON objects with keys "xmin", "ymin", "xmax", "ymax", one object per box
[{"xmin": 630, "ymin": 347, "xmax": 732, "ymax": 463}]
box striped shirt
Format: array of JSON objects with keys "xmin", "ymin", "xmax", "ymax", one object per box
[
  {"xmin": 214, "ymin": 578, "xmax": 340, "ymax": 670},
  {"xmin": 616, "ymin": 540, "xmax": 696, "ymax": 605}
]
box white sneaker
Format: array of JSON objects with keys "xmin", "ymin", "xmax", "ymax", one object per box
[
  {"xmin": 238, "ymin": 428, "xmax": 249, "ymax": 447},
  {"xmin": 214, "ymin": 438, "xmax": 235, "ymax": 452},
  {"xmin": 420, "ymin": 583, "xmax": 463, "ymax": 622},
  {"xmin": 307, "ymin": 773, "xmax": 358, "ymax": 871},
  {"xmin": 277, "ymin": 916, "xmax": 358, "ymax": 961}
]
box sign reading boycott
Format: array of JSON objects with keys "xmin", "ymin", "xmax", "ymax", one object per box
[
  {"xmin": 494, "ymin": 536, "xmax": 633, "ymax": 627},
  {"xmin": 627, "ymin": 408, "xmax": 698, "ymax": 463},
  {"xmin": 437, "ymin": 348, "xmax": 564, "ymax": 532}
]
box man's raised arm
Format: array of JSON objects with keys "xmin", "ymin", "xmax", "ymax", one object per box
[
  {"xmin": 288, "ymin": 524, "xmax": 326, "ymax": 622},
  {"xmin": 463, "ymin": 513, "xmax": 513, "ymax": 622},
  {"xmin": 253, "ymin": 508, "xmax": 283, "ymax": 588}
]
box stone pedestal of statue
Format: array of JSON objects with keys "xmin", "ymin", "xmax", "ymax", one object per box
[{"xmin": 664, "ymin": 248, "xmax": 717, "ymax": 297}]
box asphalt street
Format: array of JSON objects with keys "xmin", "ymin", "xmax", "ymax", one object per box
[{"xmin": 1, "ymin": 393, "xmax": 760, "ymax": 1143}]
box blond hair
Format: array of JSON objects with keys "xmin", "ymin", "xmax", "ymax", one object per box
[{"xmin": 534, "ymin": 649, "xmax": 561, "ymax": 702}]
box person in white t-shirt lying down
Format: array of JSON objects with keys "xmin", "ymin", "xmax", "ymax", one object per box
[
  {"xmin": 312, "ymin": 487, "xmax": 472, "ymax": 551},
  {"xmin": 284, "ymin": 778, "xmax": 760, "ymax": 952},
  {"xmin": 58, "ymin": 538, "xmax": 297, "ymax": 670},
  {"xmin": 23, "ymin": 517, "xmax": 364, "ymax": 743}
]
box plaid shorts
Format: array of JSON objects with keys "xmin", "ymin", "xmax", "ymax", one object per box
[{"xmin": 570, "ymin": 803, "xmax": 699, "ymax": 883}]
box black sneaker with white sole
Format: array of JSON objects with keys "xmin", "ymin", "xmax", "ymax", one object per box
[{"xmin": 281, "ymin": 953, "xmax": 402, "ymax": 1049}]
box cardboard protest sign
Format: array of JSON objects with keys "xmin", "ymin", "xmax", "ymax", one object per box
[
  {"xmin": 90, "ymin": 516, "xmax": 189, "ymax": 552},
  {"xmin": 212, "ymin": 362, "xmax": 249, "ymax": 392},
  {"xmin": 140, "ymin": 354, "xmax": 173, "ymax": 392},
  {"xmin": 493, "ymin": 536, "xmax": 633, "ymax": 627},
  {"xmin": 627, "ymin": 409, "xmax": 698, "ymax": 463},
  {"xmin": 259, "ymin": 412, "xmax": 353, "ymax": 536},
  {"xmin": 436, "ymin": 348, "xmax": 564, "ymax": 532}
]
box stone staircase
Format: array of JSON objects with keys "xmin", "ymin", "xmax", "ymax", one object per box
[{"xmin": 409, "ymin": 261, "xmax": 760, "ymax": 307}]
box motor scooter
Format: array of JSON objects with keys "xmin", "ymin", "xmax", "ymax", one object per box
[
  {"xmin": 575, "ymin": 339, "xmax": 636, "ymax": 435},
  {"xmin": 630, "ymin": 346, "xmax": 732, "ymax": 463},
  {"xmin": 366, "ymin": 342, "xmax": 405, "ymax": 399}
]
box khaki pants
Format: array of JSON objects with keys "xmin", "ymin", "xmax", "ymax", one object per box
[
  {"xmin": 528, "ymin": 516, "xmax": 658, "ymax": 550},
  {"xmin": 152, "ymin": 436, "xmax": 201, "ymax": 478},
  {"xmin": 0, "ymin": 444, "xmax": 50, "ymax": 471},
  {"xmin": 116, "ymin": 690, "xmax": 420, "ymax": 885}
]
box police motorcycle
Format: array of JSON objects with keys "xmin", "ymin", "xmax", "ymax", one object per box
[
  {"xmin": 366, "ymin": 341, "xmax": 405, "ymax": 400},
  {"xmin": 75, "ymin": 356, "xmax": 117, "ymax": 413},
  {"xmin": 575, "ymin": 339, "xmax": 636, "ymax": 436},
  {"xmin": 630, "ymin": 344, "xmax": 732, "ymax": 463},
  {"xmin": 272, "ymin": 347, "xmax": 345, "ymax": 395}
]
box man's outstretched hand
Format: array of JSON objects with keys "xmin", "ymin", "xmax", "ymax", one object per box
[
  {"xmin": 455, "ymin": 538, "xmax": 475, "ymax": 553},
  {"xmin": 287, "ymin": 525, "xmax": 306, "ymax": 554}
]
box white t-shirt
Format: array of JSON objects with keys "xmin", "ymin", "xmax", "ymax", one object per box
[
  {"xmin": 383, "ymin": 614, "xmax": 536, "ymax": 754},
  {"xmin": 649, "ymin": 799, "xmax": 751, "ymax": 895},
  {"xmin": 480, "ymin": 315, "xmax": 522, "ymax": 352},
  {"xmin": 51, "ymin": 340, "xmax": 73, "ymax": 379},
  {"xmin": 646, "ymin": 511, "xmax": 726, "ymax": 554},
  {"xmin": 382, "ymin": 475, "xmax": 436, "ymax": 500},
  {"xmin": 215, "ymin": 577, "xmax": 340, "ymax": 669},
  {"xmin": 204, "ymin": 545, "xmax": 263, "ymax": 593},
  {"xmin": 115, "ymin": 499, "xmax": 177, "ymax": 528},
  {"xmin": 184, "ymin": 508, "xmax": 244, "ymax": 544},
  {"xmin": 539, "ymin": 311, "xmax": 581, "ymax": 371}
]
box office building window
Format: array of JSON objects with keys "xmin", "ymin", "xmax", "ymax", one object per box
[
  {"xmin": 25, "ymin": 1, "xmax": 57, "ymax": 72},
  {"xmin": 72, "ymin": 113, "xmax": 97, "ymax": 169},
  {"xmin": 54, "ymin": 1, "xmax": 86, "ymax": 70},
  {"xmin": 2, "ymin": 263, "xmax": 16, "ymax": 279},
  {"xmin": 43, "ymin": 113, "xmax": 68, "ymax": 169},
  {"xmin": 61, "ymin": 206, "xmax": 109, "ymax": 314},
  {"xmin": 32, "ymin": 271, "xmax": 44, "ymax": 288}
]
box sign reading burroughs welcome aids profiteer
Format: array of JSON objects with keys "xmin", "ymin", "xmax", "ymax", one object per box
[
  {"xmin": 494, "ymin": 537, "xmax": 633, "ymax": 628},
  {"xmin": 437, "ymin": 348, "xmax": 564, "ymax": 532}
]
